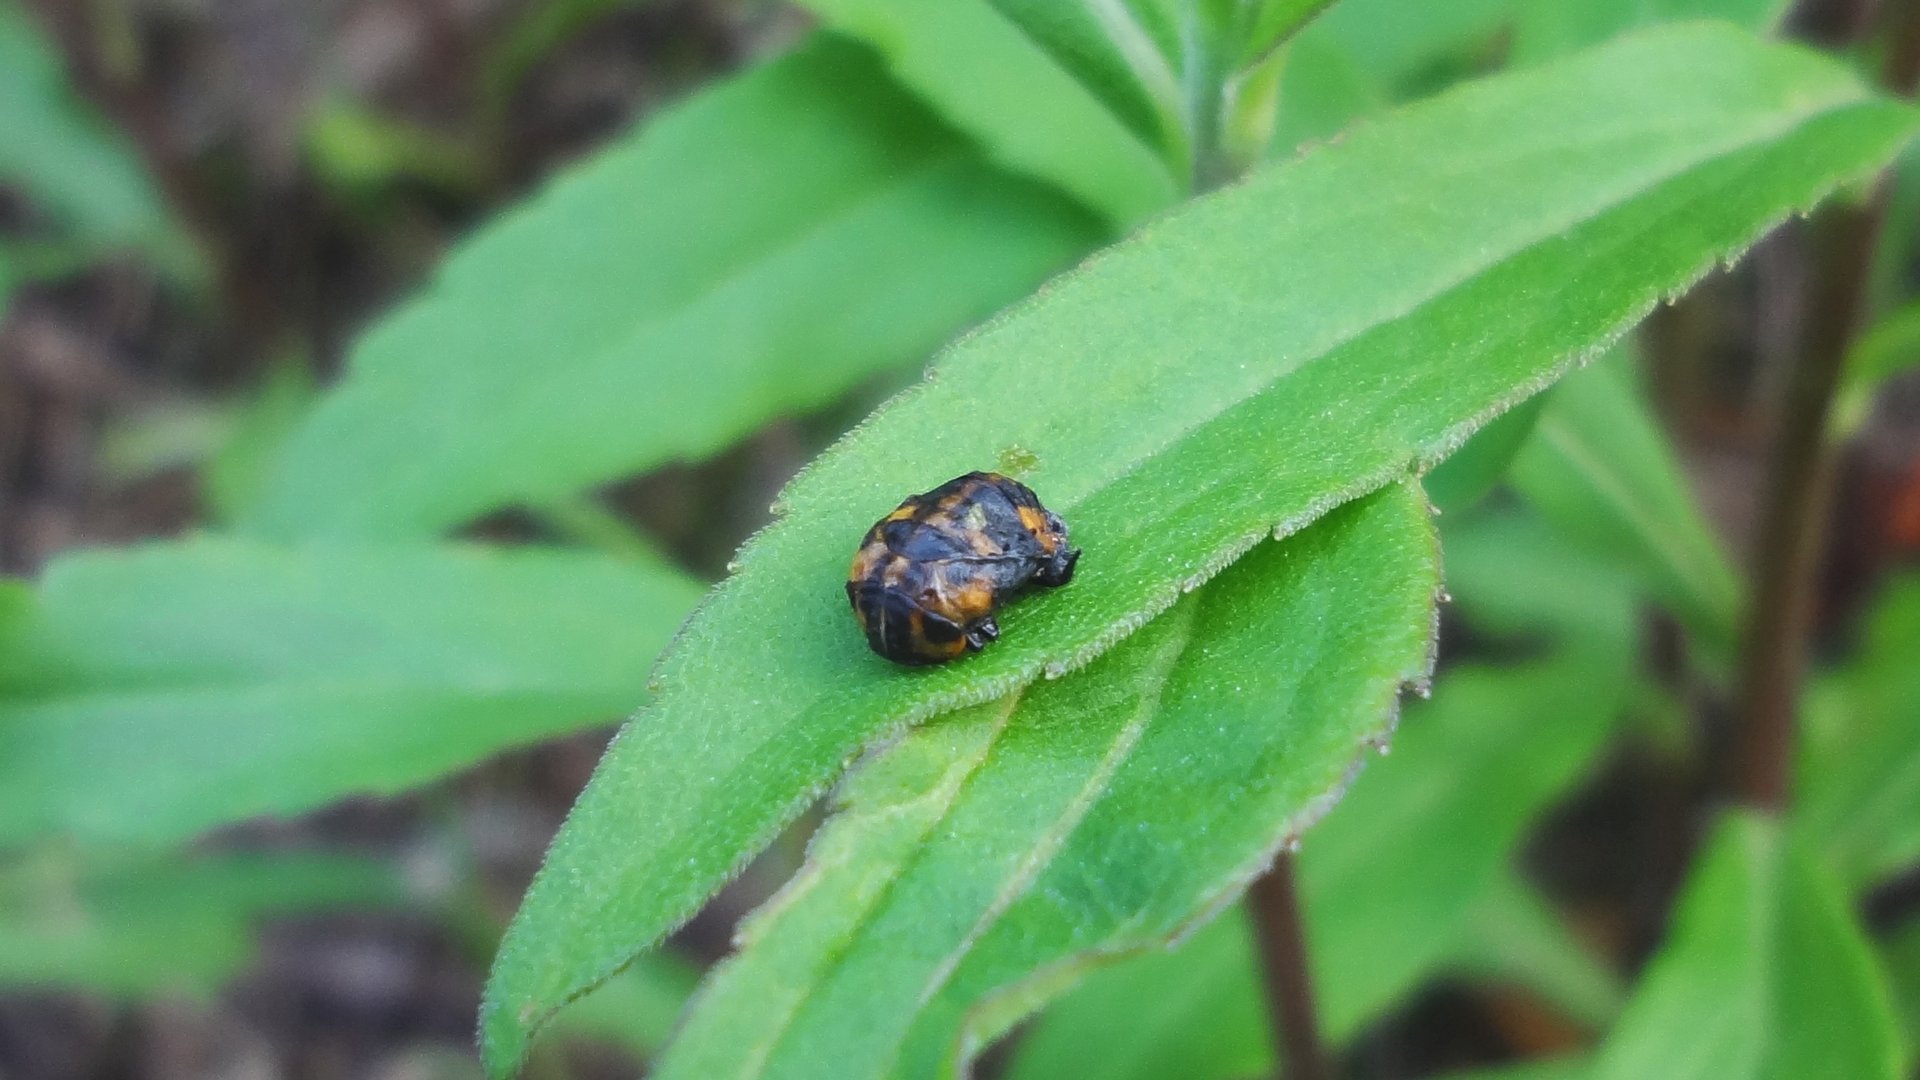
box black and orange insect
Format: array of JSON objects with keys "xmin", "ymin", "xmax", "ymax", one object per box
[{"xmin": 846, "ymin": 471, "xmax": 1079, "ymax": 665}]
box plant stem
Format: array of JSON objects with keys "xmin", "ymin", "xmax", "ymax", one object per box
[
  {"xmin": 1732, "ymin": 0, "xmax": 1920, "ymax": 811},
  {"xmin": 1249, "ymin": 851, "xmax": 1333, "ymax": 1080}
]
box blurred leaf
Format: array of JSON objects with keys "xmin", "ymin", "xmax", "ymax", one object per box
[
  {"xmin": 483, "ymin": 0, "xmax": 656, "ymax": 108},
  {"xmin": 795, "ymin": 0, "xmax": 1176, "ymax": 225},
  {"xmin": 305, "ymin": 102, "xmax": 483, "ymax": 200},
  {"xmin": 1299, "ymin": 654, "xmax": 1626, "ymax": 1035},
  {"xmin": 1445, "ymin": 870, "xmax": 1626, "ymax": 1030},
  {"xmin": 482, "ymin": 29, "xmax": 1917, "ymax": 1070},
  {"xmin": 1877, "ymin": 918, "xmax": 1920, "ymax": 1072},
  {"xmin": 0, "ymin": 1, "xmax": 202, "ymax": 283},
  {"xmin": 205, "ymin": 362, "xmax": 318, "ymax": 525},
  {"xmin": 1798, "ymin": 574, "xmax": 1920, "ymax": 889},
  {"xmin": 1834, "ymin": 300, "xmax": 1920, "ymax": 437},
  {"xmin": 547, "ymin": 950, "xmax": 701, "ymax": 1059},
  {"xmin": 1589, "ymin": 812, "xmax": 1902, "ymax": 1080},
  {"xmin": 0, "ymin": 539, "xmax": 702, "ymax": 848},
  {"xmin": 647, "ymin": 487, "xmax": 1436, "ymax": 1080},
  {"xmin": 242, "ymin": 35, "xmax": 1103, "ymax": 541},
  {"xmin": 0, "ymin": 851, "xmax": 399, "ymax": 997},
  {"xmin": 980, "ymin": 0, "xmax": 1331, "ymax": 184},
  {"xmin": 1435, "ymin": 1057, "xmax": 1592, "ymax": 1080},
  {"xmin": 1002, "ymin": 911, "xmax": 1272, "ymax": 1080},
  {"xmin": 1510, "ymin": 350, "xmax": 1743, "ymax": 668},
  {"xmin": 1426, "ymin": 392, "xmax": 1552, "ymax": 512},
  {"xmin": 1513, "ymin": 0, "xmax": 1791, "ymax": 64},
  {"xmin": 1441, "ymin": 510, "xmax": 1641, "ymax": 653}
]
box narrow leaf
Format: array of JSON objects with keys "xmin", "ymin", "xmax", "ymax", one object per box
[
  {"xmin": 1510, "ymin": 350, "xmax": 1743, "ymax": 666},
  {"xmin": 0, "ymin": 540, "xmax": 702, "ymax": 847},
  {"xmin": 984, "ymin": 0, "xmax": 1190, "ymax": 171},
  {"xmin": 0, "ymin": 851, "xmax": 400, "ymax": 997},
  {"xmin": 241, "ymin": 34, "xmax": 1102, "ymax": 541},
  {"xmin": 0, "ymin": 1, "xmax": 202, "ymax": 283},
  {"xmin": 1798, "ymin": 574, "xmax": 1920, "ymax": 889},
  {"xmin": 1445, "ymin": 870, "xmax": 1626, "ymax": 1030},
  {"xmin": 1590, "ymin": 812, "xmax": 1903, "ymax": 1080},
  {"xmin": 483, "ymin": 27, "xmax": 1920, "ymax": 1070},
  {"xmin": 652, "ymin": 485, "xmax": 1438, "ymax": 1080},
  {"xmin": 1834, "ymin": 300, "xmax": 1920, "ymax": 436},
  {"xmin": 794, "ymin": 0, "xmax": 1176, "ymax": 225}
]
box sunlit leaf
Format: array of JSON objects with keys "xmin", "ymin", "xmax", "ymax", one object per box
[{"xmin": 481, "ymin": 29, "xmax": 1919, "ymax": 1072}]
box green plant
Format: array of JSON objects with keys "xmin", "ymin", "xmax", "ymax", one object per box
[{"xmin": 5, "ymin": 0, "xmax": 1920, "ymax": 1077}]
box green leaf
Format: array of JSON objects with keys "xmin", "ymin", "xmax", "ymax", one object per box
[
  {"xmin": 1300, "ymin": 655, "xmax": 1626, "ymax": 1034},
  {"xmin": 205, "ymin": 361, "xmax": 319, "ymax": 525},
  {"xmin": 547, "ymin": 951, "xmax": 701, "ymax": 1059},
  {"xmin": 794, "ymin": 0, "xmax": 1176, "ymax": 226},
  {"xmin": 1877, "ymin": 917, "xmax": 1920, "ymax": 1072},
  {"xmin": 0, "ymin": 539, "xmax": 702, "ymax": 848},
  {"xmin": 1834, "ymin": 300, "xmax": 1920, "ymax": 436},
  {"xmin": 982, "ymin": 0, "xmax": 1192, "ymax": 172},
  {"xmin": 980, "ymin": 0, "xmax": 1327, "ymax": 185},
  {"xmin": 1444, "ymin": 870, "xmax": 1626, "ymax": 1030},
  {"xmin": 1797, "ymin": 574, "xmax": 1920, "ymax": 889},
  {"xmin": 240, "ymin": 34, "xmax": 1103, "ymax": 541},
  {"xmin": 0, "ymin": 1, "xmax": 202, "ymax": 283},
  {"xmin": 1589, "ymin": 811, "xmax": 1903, "ymax": 1080},
  {"xmin": 646, "ymin": 485, "xmax": 1437, "ymax": 1080},
  {"xmin": 0, "ymin": 851, "xmax": 400, "ymax": 997},
  {"xmin": 482, "ymin": 27, "xmax": 1919, "ymax": 1071},
  {"xmin": 1510, "ymin": 349, "xmax": 1743, "ymax": 666},
  {"xmin": 1425, "ymin": 392, "xmax": 1552, "ymax": 512},
  {"xmin": 1002, "ymin": 911, "xmax": 1272, "ymax": 1080},
  {"xmin": 1513, "ymin": 0, "xmax": 1791, "ymax": 65}
]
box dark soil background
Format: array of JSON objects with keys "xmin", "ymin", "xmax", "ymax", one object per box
[{"xmin": 3, "ymin": 1, "xmax": 1920, "ymax": 1078}]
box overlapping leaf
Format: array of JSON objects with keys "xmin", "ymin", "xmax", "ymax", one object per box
[
  {"xmin": 482, "ymin": 28, "xmax": 1919, "ymax": 1072},
  {"xmin": 240, "ymin": 34, "xmax": 1103, "ymax": 541},
  {"xmin": 654, "ymin": 485, "xmax": 1437, "ymax": 1080},
  {"xmin": 0, "ymin": 539, "xmax": 701, "ymax": 847},
  {"xmin": 1589, "ymin": 812, "xmax": 1902, "ymax": 1080}
]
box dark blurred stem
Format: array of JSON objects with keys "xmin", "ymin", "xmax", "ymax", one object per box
[
  {"xmin": 1732, "ymin": 0, "xmax": 1920, "ymax": 811},
  {"xmin": 1249, "ymin": 852, "xmax": 1333, "ymax": 1080}
]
